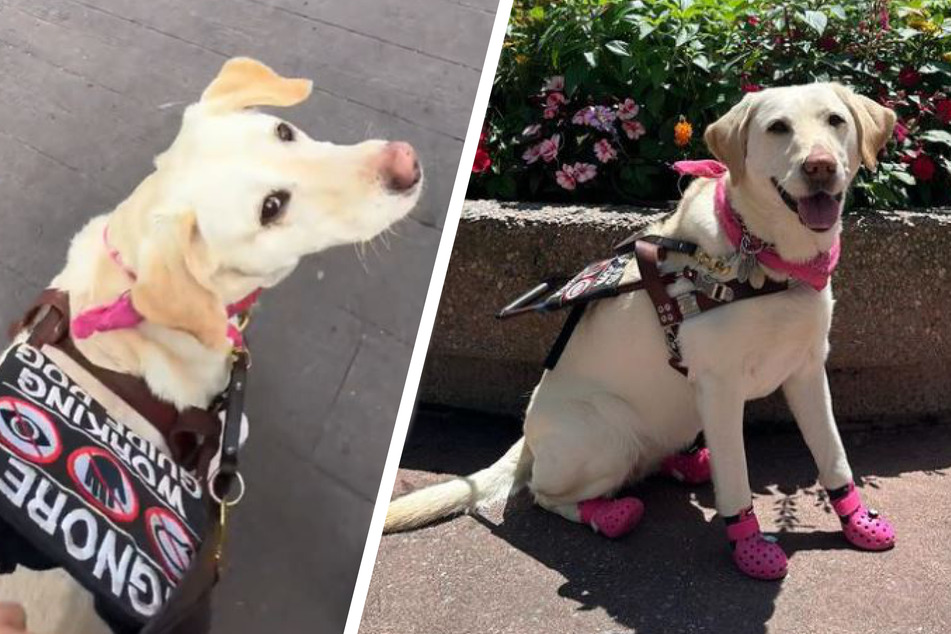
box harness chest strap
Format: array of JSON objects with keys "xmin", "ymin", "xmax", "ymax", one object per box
[{"xmin": 633, "ymin": 239, "xmax": 790, "ymax": 376}]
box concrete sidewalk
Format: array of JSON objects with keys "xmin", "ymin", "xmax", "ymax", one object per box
[{"xmin": 361, "ymin": 409, "xmax": 951, "ymax": 634}]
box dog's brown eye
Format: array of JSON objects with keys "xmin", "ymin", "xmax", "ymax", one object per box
[
  {"xmin": 767, "ymin": 120, "xmax": 790, "ymax": 134},
  {"xmin": 261, "ymin": 190, "xmax": 290, "ymax": 225},
  {"xmin": 276, "ymin": 122, "xmax": 295, "ymax": 142},
  {"xmin": 828, "ymin": 113, "xmax": 846, "ymax": 127}
]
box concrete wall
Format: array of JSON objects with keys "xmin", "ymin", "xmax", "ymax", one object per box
[{"xmin": 420, "ymin": 199, "xmax": 951, "ymax": 426}]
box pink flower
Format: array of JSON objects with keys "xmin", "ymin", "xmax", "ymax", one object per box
[
  {"xmin": 617, "ymin": 98, "xmax": 640, "ymax": 121},
  {"xmin": 622, "ymin": 120, "xmax": 646, "ymax": 140},
  {"xmin": 522, "ymin": 124, "xmax": 542, "ymax": 138},
  {"xmin": 523, "ymin": 134, "xmax": 560, "ymax": 164},
  {"xmin": 555, "ymin": 162, "xmax": 597, "ymax": 190},
  {"xmin": 594, "ymin": 139, "xmax": 617, "ymax": 163},
  {"xmin": 746, "ymin": 15, "xmax": 759, "ymax": 26},
  {"xmin": 538, "ymin": 135, "xmax": 560, "ymax": 162},
  {"xmin": 555, "ymin": 164, "xmax": 576, "ymax": 190},
  {"xmin": 893, "ymin": 120, "xmax": 909, "ymax": 143},
  {"xmin": 543, "ymin": 106, "xmax": 559, "ymax": 119},
  {"xmin": 572, "ymin": 162, "xmax": 597, "ymax": 183},
  {"xmin": 544, "ymin": 76, "xmax": 565, "ymax": 92},
  {"xmin": 546, "ymin": 92, "xmax": 566, "ymax": 107},
  {"xmin": 742, "ymin": 82, "xmax": 763, "ymax": 93}
]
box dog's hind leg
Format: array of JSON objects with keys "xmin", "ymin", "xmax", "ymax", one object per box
[{"xmin": 525, "ymin": 391, "xmax": 647, "ymax": 538}]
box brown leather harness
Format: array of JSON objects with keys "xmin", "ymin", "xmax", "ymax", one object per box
[
  {"xmin": 5, "ymin": 289, "xmax": 245, "ymax": 634},
  {"xmin": 499, "ymin": 234, "xmax": 791, "ymax": 375}
]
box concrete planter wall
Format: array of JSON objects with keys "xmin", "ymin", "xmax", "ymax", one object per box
[{"xmin": 420, "ymin": 199, "xmax": 951, "ymax": 426}]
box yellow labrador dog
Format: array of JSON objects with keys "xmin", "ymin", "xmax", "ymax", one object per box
[
  {"xmin": 386, "ymin": 83, "xmax": 895, "ymax": 580},
  {"xmin": 0, "ymin": 57, "xmax": 421, "ymax": 633}
]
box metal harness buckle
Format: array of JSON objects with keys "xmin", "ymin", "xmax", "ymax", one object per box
[
  {"xmin": 695, "ymin": 273, "xmax": 735, "ymax": 303},
  {"xmin": 676, "ymin": 293, "xmax": 700, "ymax": 318}
]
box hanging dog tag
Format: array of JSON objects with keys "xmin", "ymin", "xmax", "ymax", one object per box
[
  {"xmin": 737, "ymin": 252, "xmax": 755, "ymax": 284},
  {"xmin": 736, "ymin": 233, "xmax": 760, "ymax": 284}
]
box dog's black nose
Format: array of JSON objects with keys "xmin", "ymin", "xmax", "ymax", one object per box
[{"xmin": 381, "ymin": 142, "xmax": 421, "ymax": 193}]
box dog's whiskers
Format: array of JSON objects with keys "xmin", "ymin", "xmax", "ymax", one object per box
[{"xmin": 353, "ymin": 242, "xmax": 370, "ymax": 273}]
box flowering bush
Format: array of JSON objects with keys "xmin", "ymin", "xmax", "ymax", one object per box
[{"xmin": 471, "ymin": 0, "xmax": 951, "ymax": 209}]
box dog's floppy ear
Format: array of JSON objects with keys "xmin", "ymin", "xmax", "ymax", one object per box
[
  {"xmin": 130, "ymin": 213, "xmax": 229, "ymax": 351},
  {"xmin": 831, "ymin": 84, "xmax": 896, "ymax": 170},
  {"xmin": 200, "ymin": 57, "xmax": 313, "ymax": 112},
  {"xmin": 704, "ymin": 94, "xmax": 756, "ymax": 180}
]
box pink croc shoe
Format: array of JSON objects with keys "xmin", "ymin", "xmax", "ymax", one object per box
[
  {"xmin": 660, "ymin": 447, "xmax": 712, "ymax": 485},
  {"xmin": 829, "ymin": 482, "xmax": 896, "ymax": 551},
  {"xmin": 726, "ymin": 508, "xmax": 788, "ymax": 580},
  {"xmin": 578, "ymin": 497, "xmax": 645, "ymax": 539}
]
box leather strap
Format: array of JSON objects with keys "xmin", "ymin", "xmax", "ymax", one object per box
[
  {"xmin": 633, "ymin": 238, "xmax": 790, "ymax": 376},
  {"xmin": 726, "ymin": 508, "xmax": 761, "ymax": 542},
  {"xmin": 9, "ymin": 289, "xmax": 222, "ymax": 474},
  {"xmin": 634, "ymin": 240, "xmax": 688, "ymax": 374}
]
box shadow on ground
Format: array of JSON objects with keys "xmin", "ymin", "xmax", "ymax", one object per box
[{"xmin": 364, "ymin": 407, "xmax": 951, "ymax": 634}]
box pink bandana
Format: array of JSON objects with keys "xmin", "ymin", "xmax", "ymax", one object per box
[
  {"xmin": 71, "ymin": 227, "xmax": 261, "ymax": 347},
  {"xmin": 673, "ymin": 160, "xmax": 840, "ymax": 291}
]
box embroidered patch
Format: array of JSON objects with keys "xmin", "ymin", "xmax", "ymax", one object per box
[
  {"xmin": 544, "ymin": 254, "xmax": 633, "ymax": 312},
  {"xmin": 67, "ymin": 447, "xmax": 140, "ymax": 523},
  {"xmin": 0, "ymin": 396, "xmax": 62, "ymax": 465},
  {"xmin": 145, "ymin": 507, "xmax": 196, "ymax": 582},
  {"xmin": 0, "ymin": 344, "xmax": 208, "ymax": 626}
]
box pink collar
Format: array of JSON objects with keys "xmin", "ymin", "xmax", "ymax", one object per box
[
  {"xmin": 672, "ymin": 160, "xmax": 840, "ymax": 291},
  {"xmin": 71, "ymin": 226, "xmax": 261, "ymax": 347}
]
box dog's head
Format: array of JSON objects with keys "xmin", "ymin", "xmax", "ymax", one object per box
[
  {"xmin": 126, "ymin": 57, "xmax": 422, "ymax": 349},
  {"xmin": 705, "ymin": 83, "xmax": 894, "ymax": 234}
]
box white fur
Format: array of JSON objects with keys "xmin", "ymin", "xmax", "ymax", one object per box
[
  {"xmin": 0, "ymin": 58, "xmax": 420, "ymax": 633},
  {"xmin": 385, "ymin": 84, "xmax": 892, "ymax": 536}
]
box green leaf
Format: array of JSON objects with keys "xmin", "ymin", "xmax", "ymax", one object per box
[
  {"xmin": 801, "ymin": 10, "xmax": 828, "ymax": 35},
  {"xmin": 605, "ymin": 40, "xmax": 632, "ymax": 57},
  {"xmin": 583, "ymin": 51, "xmax": 598, "ymax": 68},
  {"xmin": 529, "ymin": 6, "xmax": 545, "ymax": 21},
  {"xmin": 828, "ymin": 5, "xmax": 846, "ymax": 20},
  {"xmin": 564, "ymin": 63, "xmax": 587, "ymax": 97},
  {"xmin": 496, "ymin": 174, "xmax": 518, "ymax": 199},
  {"xmin": 692, "ymin": 54, "xmax": 711, "ymax": 72},
  {"xmin": 646, "ymin": 88, "xmax": 666, "ymax": 113},
  {"xmin": 892, "ymin": 170, "xmax": 916, "ymax": 186},
  {"xmin": 638, "ymin": 21, "xmax": 657, "ymax": 40},
  {"xmin": 920, "ymin": 130, "xmax": 951, "ymax": 147}
]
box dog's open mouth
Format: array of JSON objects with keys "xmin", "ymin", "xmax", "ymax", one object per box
[{"xmin": 771, "ymin": 178, "xmax": 843, "ymax": 232}]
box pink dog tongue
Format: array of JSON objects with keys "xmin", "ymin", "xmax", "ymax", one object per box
[{"xmin": 797, "ymin": 193, "xmax": 840, "ymax": 231}]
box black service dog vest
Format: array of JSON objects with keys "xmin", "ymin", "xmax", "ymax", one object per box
[{"xmin": 0, "ymin": 343, "xmax": 209, "ymax": 631}]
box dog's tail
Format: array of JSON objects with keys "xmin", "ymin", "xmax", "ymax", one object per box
[{"xmin": 384, "ymin": 437, "xmax": 532, "ymax": 533}]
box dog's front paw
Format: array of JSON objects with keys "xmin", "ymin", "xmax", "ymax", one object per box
[
  {"xmin": 726, "ymin": 508, "xmax": 788, "ymax": 580},
  {"xmin": 830, "ymin": 482, "xmax": 896, "ymax": 551}
]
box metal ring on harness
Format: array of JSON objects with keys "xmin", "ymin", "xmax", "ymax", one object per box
[{"xmin": 208, "ymin": 469, "xmax": 246, "ymax": 507}]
